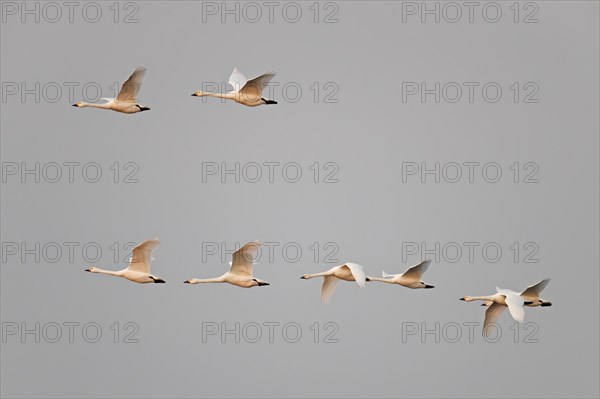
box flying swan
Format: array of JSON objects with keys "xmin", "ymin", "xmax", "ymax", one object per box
[
  {"xmin": 365, "ymin": 260, "xmax": 434, "ymax": 289},
  {"xmin": 301, "ymin": 263, "xmax": 366, "ymax": 304},
  {"xmin": 184, "ymin": 240, "xmax": 269, "ymax": 288},
  {"xmin": 73, "ymin": 67, "xmax": 150, "ymax": 113},
  {"xmin": 191, "ymin": 67, "xmax": 277, "ymax": 107},
  {"xmin": 85, "ymin": 238, "xmax": 164, "ymax": 283},
  {"xmin": 460, "ymin": 280, "xmax": 552, "ymax": 336},
  {"xmin": 480, "ymin": 279, "xmax": 552, "ymax": 308}
]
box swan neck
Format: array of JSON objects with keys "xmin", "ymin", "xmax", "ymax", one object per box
[
  {"xmin": 191, "ymin": 276, "xmax": 225, "ymax": 284},
  {"xmin": 307, "ymin": 271, "xmax": 330, "ymax": 279},
  {"xmin": 83, "ymin": 102, "xmax": 111, "ymax": 109},
  {"xmin": 470, "ymin": 295, "xmax": 496, "ymax": 301},
  {"xmin": 92, "ymin": 268, "xmax": 121, "ymax": 276},
  {"xmin": 205, "ymin": 92, "xmax": 234, "ymax": 100}
]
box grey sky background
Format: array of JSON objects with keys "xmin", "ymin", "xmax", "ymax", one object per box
[{"xmin": 1, "ymin": 1, "xmax": 599, "ymax": 398}]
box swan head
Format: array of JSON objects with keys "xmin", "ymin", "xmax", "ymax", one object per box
[
  {"xmin": 300, "ymin": 274, "xmax": 310, "ymax": 280},
  {"xmin": 191, "ymin": 91, "xmax": 205, "ymax": 97},
  {"xmin": 460, "ymin": 296, "xmax": 483, "ymax": 302},
  {"xmin": 85, "ymin": 267, "xmax": 96, "ymax": 272},
  {"xmin": 183, "ymin": 279, "xmax": 192, "ymax": 284},
  {"xmin": 72, "ymin": 102, "xmax": 85, "ymax": 107}
]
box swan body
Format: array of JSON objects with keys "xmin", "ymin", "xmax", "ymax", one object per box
[
  {"xmin": 192, "ymin": 67, "xmax": 277, "ymax": 107},
  {"xmin": 85, "ymin": 238, "xmax": 164, "ymax": 284},
  {"xmin": 300, "ymin": 263, "xmax": 366, "ymax": 304},
  {"xmin": 73, "ymin": 67, "xmax": 150, "ymax": 114},
  {"xmin": 184, "ymin": 241, "xmax": 269, "ymax": 288},
  {"xmin": 366, "ymin": 260, "xmax": 434, "ymax": 289},
  {"xmin": 460, "ymin": 285, "xmax": 539, "ymax": 336},
  {"xmin": 481, "ymin": 279, "xmax": 552, "ymax": 307}
]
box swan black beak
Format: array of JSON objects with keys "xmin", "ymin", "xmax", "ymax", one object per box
[
  {"xmin": 459, "ymin": 297, "xmax": 465, "ymax": 301},
  {"xmin": 72, "ymin": 104, "xmax": 78, "ymax": 107},
  {"xmin": 424, "ymin": 285, "xmax": 434, "ymax": 289},
  {"xmin": 300, "ymin": 276, "xmax": 305, "ymax": 279},
  {"xmin": 365, "ymin": 277, "xmax": 371, "ymax": 282},
  {"xmin": 84, "ymin": 268, "xmax": 91, "ymax": 272},
  {"xmin": 191, "ymin": 93, "xmax": 197, "ymax": 96},
  {"xmin": 184, "ymin": 280, "xmax": 190, "ymax": 283},
  {"xmin": 541, "ymin": 302, "xmax": 552, "ymax": 307}
]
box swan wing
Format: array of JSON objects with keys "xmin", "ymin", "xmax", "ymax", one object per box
[
  {"xmin": 496, "ymin": 287, "xmax": 520, "ymax": 296},
  {"xmin": 343, "ymin": 262, "xmax": 366, "ymax": 287},
  {"xmin": 483, "ymin": 302, "xmax": 506, "ymax": 337},
  {"xmin": 504, "ymin": 293, "xmax": 526, "ymax": 323},
  {"xmin": 116, "ymin": 66, "xmax": 146, "ymax": 103},
  {"xmin": 321, "ymin": 276, "xmax": 339, "ymax": 304},
  {"xmin": 520, "ymin": 279, "xmax": 550, "ymax": 298},
  {"xmin": 239, "ymin": 71, "xmax": 276, "ymax": 97},
  {"xmin": 401, "ymin": 259, "xmax": 431, "ymax": 279},
  {"xmin": 228, "ymin": 67, "xmax": 248, "ymax": 92},
  {"xmin": 127, "ymin": 238, "xmax": 160, "ymax": 273},
  {"xmin": 230, "ymin": 240, "xmax": 260, "ymax": 276}
]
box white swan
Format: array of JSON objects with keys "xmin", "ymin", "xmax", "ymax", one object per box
[
  {"xmin": 85, "ymin": 238, "xmax": 164, "ymax": 283},
  {"xmin": 365, "ymin": 260, "xmax": 434, "ymax": 289},
  {"xmin": 460, "ymin": 287, "xmax": 530, "ymax": 336},
  {"xmin": 191, "ymin": 67, "xmax": 277, "ymax": 107},
  {"xmin": 184, "ymin": 241, "xmax": 269, "ymax": 288},
  {"xmin": 481, "ymin": 279, "xmax": 552, "ymax": 307},
  {"xmin": 73, "ymin": 67, "xmax": 150, "ymax": 113},
  {"xmin": 300, "ymin": 263, "xmax": 366, "ymax": 304}
]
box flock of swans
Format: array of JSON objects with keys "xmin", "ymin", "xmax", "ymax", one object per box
[
  {"xmin": 74, "ymin": 67, "xmax": 552, "ymax": 337},
  {"xmin": 85, "ymin": 238, "xmax": 553, "ymax": 336},
  {"xmin": 72, "ymin": 66, "xmax": 277, "ymax": 112}
]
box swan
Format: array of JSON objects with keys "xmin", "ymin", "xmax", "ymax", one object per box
[
  {"xmin": 72, "ymin": 67, "xmax": 150, "ymax": 113},
  {"xmin": 460, "ymin": 287, "xmax": 531, "ymax": 336},
  {"xmin": 184, "ymin": 241, "xmax": 269, "ymax": 288},
  {"xmin": 85, "ymin": 238, "xmax": 164, "ymax": 283},
  {"xmin": 365, "ymin": 260, "xmax": 434, "ymax": 289},
  {"xmin": 191, "ymin": 67, "xmax": 277, "ymax": 107},
  {"xmin": 481, "ymin": 279, "xmax": 552, "ymax": 307},
  {"xmin": 300, "ymin": 263, "xmax": 366, "ymax": 304}
]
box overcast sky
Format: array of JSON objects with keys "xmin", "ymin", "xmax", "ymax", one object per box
[{"xmin": 1, "ymin": 1, "xmax": 599, "ymax": 398}]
